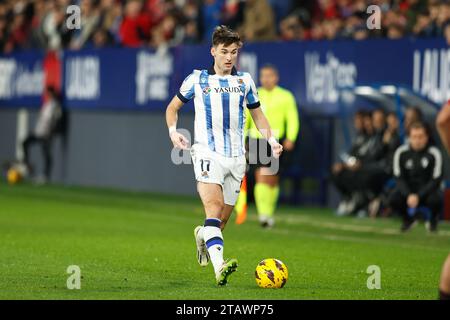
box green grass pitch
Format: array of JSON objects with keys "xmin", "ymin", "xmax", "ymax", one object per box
[{"xmin": 0, "ymin": 182, "xmax": 449, "ymax": 300}]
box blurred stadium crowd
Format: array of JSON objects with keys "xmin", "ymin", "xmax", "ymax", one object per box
[
  {"xmin": 330, "ymin": 105, "xmax": 446, "ymax": 229},
  {"xmin": 0, "ymin": 0, "xmax": 450, "ymax": 54}
]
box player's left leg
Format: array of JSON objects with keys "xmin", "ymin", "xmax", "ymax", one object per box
[
  {"xmin": 190, "ymin": 144, "xmax": 224, "ymax": 268},
  {"xmin": 220, "ymin": 204, "xmax": 235, "ymax": 230}
]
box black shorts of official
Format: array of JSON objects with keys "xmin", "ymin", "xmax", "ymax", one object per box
[{"xmin": 246, "ymin": 137, "xmax": 293, "ymax": 175}]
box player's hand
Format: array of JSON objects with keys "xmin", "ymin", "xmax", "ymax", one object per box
[
  {"xmin": 170, "ymin": 131, "xmax": 190, "ymax": 150},
  {"xmin": 271, "ymin": 142, "xmax": 283, "ymax": 159}
]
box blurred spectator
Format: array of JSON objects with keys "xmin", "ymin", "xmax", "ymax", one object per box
[
  {"xmin": 98, "ymin": 0, "xmax": 123, "ymax": 45},
  {"xmin": 404, "ymin": 106, "xmax": 424, "ymax": 136},
  {"xmin": 340, "ymin": 13, "xmax": 365, "ymax": 38},
  {"xmin": 6, "ymin": 2, "xmax": 32, "ymax": 52},
  {"xmin": 238, "ymin": 0, "xmax": 276, "ymax": 42},
  {"xmin": 322, "ymin": 18, "xmax": 342, "ymax": 40},
  {"xmin": 222, "ymin": 0, "xmax": 245, "ymax": 30},
  {"xmin": 353, "ymin": 25, "xmax": 369, "ymax": 40},
  {"xmin": 312, "ymin": 0, "xmax": 339, "ymax": 22},
  {"xmin": 382, "ymin": 112, "xmax": 401, "ymax": 173},
  {"xmin": 349, "ymin": 110, "xmax": 387, "ymax": 217},
  {"xmin": 434, "ymin": 2, "xmax": 450, "ymax": 36},
  {"xmin": 92, "ymin": 28, "xmax": 114, "ymax": 48},
  {"xmin": 41, "ymin": 1, "xmax": 68, "ymax": 50},
  {"xmin": 0, "ymin": 0, "xmax": 449, "ymax": 53},
  {"xmin": 150, "ymin": 11, "xmax": 185, "ymax": 49},
  {"xmin": 0, "ymin": 5, "xmax": 8, "ymax": 53},
  {"xmin": 200, "ymin": 0, "xmax": 225, "ymax": 42},
  {"xmin": 267, "ymin": 0, "xmax": 292, "ymax": 29},
  {"xmin": 70, "ymin": 0, "xmax": 101, "ymax": 50},
  {"xmin": 183, "ymin": 19, "xmax": 199, "ymax": 44},
  {"xmin": 412, "ymin": 9, "xmax": 434, "ymax": 37},
  {"xmin": 310, "ymin": 20, "xmax": 325, "ymax": 40},
  {"xmin": 279, "ymin": 14, "xmax": 304, "ymax": 41},
  {"xmin": 331, "ymin": 110, "xmax": 366, "ymax": 216},
  {"xmin": 387, "ymin": 24, "xmax": 406, "ymax": 39},
  {"xmin": 182, "ymin": 1, "xmax": 201, "ymax": 43},
  {"xmin": 336, "ymin": 0, "xmax": 354, "ymax": 19},
  {"xmin": 119, "ymin": 0, "xmax": 152, "ymax": 47},
  {"xmin": 389, "ymin": 121, "xmax": 443, "ymax": 232}
]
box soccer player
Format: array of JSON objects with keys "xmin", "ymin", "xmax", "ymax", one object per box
[
  {"xmin": 436, "ymin": 100, "xmax": 450, "ymax": 300},
  {"xmin": 165, "ymin": 25, "xmax": 283, "ymax": 286},
  {"xmin": 245, "ymin": 64, "xmax": 299, "ymax": 228}
]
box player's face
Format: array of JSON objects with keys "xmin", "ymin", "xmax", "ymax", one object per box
[
  {"xmin": 211, "ymin": 43, "xmax": 239, "ymax": 74},
  {"xmin": 409, "ymin": 127, "xmax": 428, "ymax": 151},
  {"xmin": 259, "ymin": 68, "xmax": 279, "ymax": 90}
]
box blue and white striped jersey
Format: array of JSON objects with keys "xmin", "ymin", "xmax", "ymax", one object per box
[{"xmin": 177, "ymin": 66, "xmax": 260, "ymax": 157}]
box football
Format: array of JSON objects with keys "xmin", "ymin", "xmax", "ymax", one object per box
[
  {"xmin": 255, "ymin": 258, "xmax": 288, "ymax": 288},
  {"xmin": 7, "ymin": 168, "xmax": 22, "ymax": 185}
]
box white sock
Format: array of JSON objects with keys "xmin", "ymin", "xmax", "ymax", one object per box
[{"xmin": 203, "ymin": 218, "xmax": 224, "ymax": 275}]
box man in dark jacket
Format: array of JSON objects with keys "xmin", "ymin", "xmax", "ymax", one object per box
[
  {"xmin": 389, "ymin": 121, "xmax": 443, "ymax": 232},
  {"xmin": 331, "ymin": 110, "xmax": 367, "ymax": 215}
]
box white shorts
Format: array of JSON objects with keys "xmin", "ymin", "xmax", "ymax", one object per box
[{"xmin": 190, "ymin": 143, "xmax": 246, "ymax": 206}]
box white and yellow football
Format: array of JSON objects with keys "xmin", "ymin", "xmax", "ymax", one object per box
[{"xmin": 255, "ymin": 258, "xmax": 288, "ymax": 288}]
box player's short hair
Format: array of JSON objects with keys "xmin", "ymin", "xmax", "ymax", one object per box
[{"xmin": 212, "ymin": 25, "xmax": 242, "ymax": 48}]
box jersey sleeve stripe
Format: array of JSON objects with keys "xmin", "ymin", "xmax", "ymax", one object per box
[
  {"xmin": 177, "ymin": 92, "xmax": 190, "ymax": 103},
  {"xmin": 247, "ymin": 101, "xmax": 261, "ymax": 109}
]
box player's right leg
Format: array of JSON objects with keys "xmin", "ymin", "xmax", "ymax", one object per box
[
  {"xmin": 197, "ymin": 182, "xmax": 239, "ymax": 285},
  {"xmin": 190, "ymin": 143, "xmax": 218, "ymax": 267}
]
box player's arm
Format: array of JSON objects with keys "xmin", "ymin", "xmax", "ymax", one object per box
[
  {"xmin": 166, "ymin": 95, "xmax": 189, "ymax": 150},
  {"xmin": 166, "ymin": 72, "xmax": 196, "ymax": 150},
  {"xmin": 436, "ymin": 101, "xmax": 450, "ymax": 156},
  {"xmin": 249, "ymin": 107, "xmax": 283, "ymax": 158}
]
